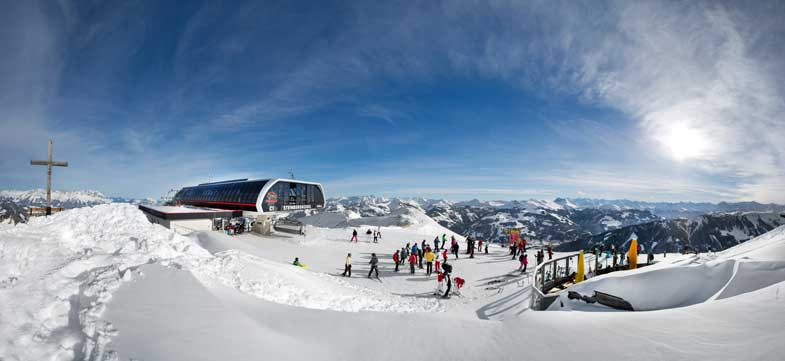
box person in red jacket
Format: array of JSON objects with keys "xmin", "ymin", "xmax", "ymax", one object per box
[
  {"xmin": 409, "ymin": 253, "xmax": 417, "ymax": 274},
  {"xmin": 392, "ymin": 250, "xmax": 400, "ymax": 272},
  {"xmin": 435, "ymin": 271, "xmax": 445, "ymax": 295},
  {"xmin": 442, "ymin": 249, "xmax": 448, "ymax": 262},
  {"xmin": 435, "ymin": 259, "xmax": 441, "ymax": 274}
]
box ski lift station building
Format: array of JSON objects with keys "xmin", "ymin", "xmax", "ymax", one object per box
[{"xmin": 139, "ymin": 178, "xmax": 325, "ymax": 232}]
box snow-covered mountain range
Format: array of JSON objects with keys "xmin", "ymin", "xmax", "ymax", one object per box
[
  {"xmin": 557, "ymin": 211, "xmax": 785, "ymax": 253},
  {"xmin": 556, "ymin": 198, "xmax": 785, "ymax": 219},
  {"xmin": 0, "ymin": 200, "xmax": 27, "ymax": 225},
  {"xmin": 0, "ymin": 189, "xmax": 112, "ymax": 208},
  {"xmin": 308, "ymin": 196, "xmax": 785, "ymax": 252}
]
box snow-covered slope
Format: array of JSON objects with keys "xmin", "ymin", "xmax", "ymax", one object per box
[
  {"xmin": 0, "ymin": 189, "xmax": 112, "ymax": 208},
  {"xmin": 0, "ymin": 204, "xmax": 206, "ymax": 361},
  {"xmin": 0, "ymin": 204, "xmax": 447, "ymax": 360}
]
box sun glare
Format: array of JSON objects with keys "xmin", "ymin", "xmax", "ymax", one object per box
[{"xmin": 662, "ymin": 123, "xmax": 707, "ymax": 161}]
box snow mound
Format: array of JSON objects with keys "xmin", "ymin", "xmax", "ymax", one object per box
[
  {"xmin": 555, "ymin": 225, "xmax": 785, "ymax": 312},
  {"xmin": 0, "ymin": 204, "xmax": 208, "ymax": 361},
  {"xmin": 191, "ymin": 250, "xmax": 443, "ymax": 313}
]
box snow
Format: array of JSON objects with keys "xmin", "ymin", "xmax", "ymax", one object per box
[
  {"xmin": 600, "ymin": 215, "xmax": 622, "ymax": 228},
  {"xmin": 720, "ymin": 226, "xmax": 752, "ymax": 241},
  {"xmin": 3, "ymin": 204, "xmax": 785, "ymax": 360}
]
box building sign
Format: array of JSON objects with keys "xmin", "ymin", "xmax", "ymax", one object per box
[
  {"xmin": 281, "ymin": 204, "xmax": 313, "ymax": 211},
  {"xmin": 265, "ymin": 191, "xmax": 278, "ymax": 204}
]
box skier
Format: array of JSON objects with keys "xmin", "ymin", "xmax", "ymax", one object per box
[
  {"xmin": 435, "ymin": 271, "xmax": 445, "ymax": 295},
  {"xmin": 351, "ymin": 229, "xmax": 358, "ymax": 242},
  {"xmin": 425, "ymin": 248, "xmax": 435, "ymax": 276},
  {"xmin": 442, "ymin": 260, "xmax": 453, "ymax": 298},
  {"xmin": 342, "ymin": 253, "xmax": 352, "ymax": 277},
  {"xmin": 477, "ymin": 239, "xmax": 483, "ymax": 254},
  {"xmin": 441, "ymin": 234, "xmax": 448, "ymax": 250},
  {"xmin": 393, "ymin": 250, "xmax": 400, "ymax": 272},
  {"xmin": 511, "ymin": 243, "xmax": 517, "ymax": 259},
  {"xmin": 484, "ymin": 243, "xmax": 488, "ymax": 254},
  {"xmin": 411, "ymin": 243, "xmax": 420, "ymax": 268},
  {"xmin": 434, "ymin": 236, "xmax": 440, "ymax": 251},
  {"xmin": 435, "ymin": 258, "xmax": 441, "ymax": 274},
  {"xmin": 368, "ymin": 253, "xmax": 379, "ymax": 278},
  {"xmin": 376, "ymin": 229, "xmax": 382, "ymax": 241},
  {"xmin": 521, "ymin": 253, "xmax": 528, "ymax": 273},
  {"xmin": 409, "ymin": 252, "xmax": 417, "ymax": 274},
  {"xmin": 401, "ymin": 247, "xmax": 408, "ymax": 266},
  {"xmin": 613, "ymin": 252, "xmax": 618, "ymax": 268},
  {"xmin": 442, "ymin": 248, "xmax": 448, "ymax": 262},
  {"xmin": 373, "ymin": 231, "xmax": 378, "ymax": 243},
  {"xmin": 418, "ymin": 244, "xmax": 425, "ymax": 269},
  {"xmin": 454, "ymin": 277, "xmax": 465, "ymax": 296},
  {"xmin": 547, "ymin": 244, "xmax": 553, "ymax": 260},
  {"xmin": 452, "ymin": 239, "xmax": 459, "ymax": 259}
]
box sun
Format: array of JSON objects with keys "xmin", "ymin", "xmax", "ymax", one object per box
[{"xmin": 662, "ymin": 123, "xmax": 707, "ymax": 161}]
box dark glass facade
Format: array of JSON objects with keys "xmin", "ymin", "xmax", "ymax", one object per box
[
  {"xmin": 174, "ymin": 180, "xmax": 269, "ymax": 212},
  {"xmin": 261, "ymin": 181, "xmax": 324, "ymax": 212},
  {"xmin": 174, "ymin": 179, "xmax": 324, "ymax": 212}
]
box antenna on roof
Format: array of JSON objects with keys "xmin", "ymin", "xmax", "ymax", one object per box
[{"xmin": 288, "ymin": 169, "xmax": 295, "ymax": 179}]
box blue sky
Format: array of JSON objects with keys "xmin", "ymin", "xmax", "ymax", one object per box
[{"xmin": 1, "ymin": 0, "xmax": 784, "ymax": 202}]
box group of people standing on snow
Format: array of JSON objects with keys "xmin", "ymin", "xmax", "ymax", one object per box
[
  {"xmin": 349, "ymin": 228, "xmax": 382, "ymax": 243},
  {"xmin": 338, "ymin": 232, "xmax": 477, "ymax": 298}
]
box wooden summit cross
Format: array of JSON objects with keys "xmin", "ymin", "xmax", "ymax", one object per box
[{"xmin": 30, "ymin": 139, "xmax": 68, "ymax": 215}]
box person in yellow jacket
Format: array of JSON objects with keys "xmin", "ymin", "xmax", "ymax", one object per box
[{"xmin": 424, "ymin": 249, "xmax": 436, "ymax": 276}]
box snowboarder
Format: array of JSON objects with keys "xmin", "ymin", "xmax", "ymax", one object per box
[
  {"xmin": 293, "ymin": 257, "xmax": 301, "ymax": 266},
  {"xmin": 368, "ymin": 253, "xmax": 379, "ymax": 278},
  {"xmin": 342, "ymin": 253, "xmax": 352, "ymax": 277},
  {"xmin": 351, "ymin": 229, "xmax": 358, "ymax": 242},
  {"xmin": 425, "ymin": 248, "xmax": 435, "ymax": 276},
  {"xmin": 409, "ymin": 252, "xmax": 417, "ymax": 274},
  {"xmin": 393, "ymin": 250, "xmax": 400, "ymax": 272}
]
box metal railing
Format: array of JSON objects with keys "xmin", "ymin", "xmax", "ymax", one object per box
[{"xmin": 530, "ymin": 251, "xmax": 597, "ymax": 310}]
